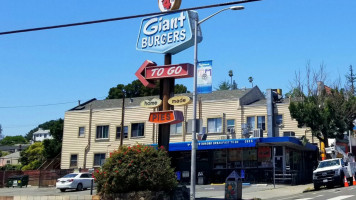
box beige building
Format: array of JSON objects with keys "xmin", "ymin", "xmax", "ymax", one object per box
[{"xmin": 61, "ymin": 87, "xmax": 312, "ymax": 170}]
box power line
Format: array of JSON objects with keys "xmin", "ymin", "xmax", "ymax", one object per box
[
  {"xmin": 0, "ymin": 96, "xmax": 106, "ymax": 109},
  {"xmin": 0, "ymin": 0, "xmax": 261, "ymax": 35}
]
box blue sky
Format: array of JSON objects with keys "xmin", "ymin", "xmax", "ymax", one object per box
[{"xmin": 1, "ymin": 0, "xmax": 355, "ymax": 137}]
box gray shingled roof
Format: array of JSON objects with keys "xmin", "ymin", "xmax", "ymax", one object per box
[
  {"xmin": 247, "ymin": 97, "xmax": 290, "ymax": 106},
  {"xmin": 69, "ymin": 89, "xmax": 252, "ymax": 111}
]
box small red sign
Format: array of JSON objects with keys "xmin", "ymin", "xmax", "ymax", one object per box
[
  {"xmin": 148, "ymin": 110, "xmax": 184, "ymax": 124},
  {"xmin": 135, "ymin": 60, "xmax": 157, "ymax": 88},
  {"xmin": 145, "ymin": 63, "xmax": 194, "ymax": 80}
]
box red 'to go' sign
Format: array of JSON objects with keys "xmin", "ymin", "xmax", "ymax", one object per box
[{"xmin": 145, "ymin": 63, "xmax": 193, "ymax": 80}]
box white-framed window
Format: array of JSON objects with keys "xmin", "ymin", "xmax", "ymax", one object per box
[
  {"xmin": 44, "ymin": 134, "xmax": 47, "ymax": 138},
  {"xmin": 116, "ymin": 126, "xmax": 128, "ymax": 139},
  {"xmin": 78, "ymin": 127, "xmax": 85, "ymax": 137},
  {"xmin": 246, "ymin": 116, "xmax": 255, "ymax": 130},
  {"xmin": 131, "ymin": 123, "xmax": 144, "ymax": 137},
  {"xmin": 207, "ymin": 118, "xmax": 222, "ymax": 133},
  {"xmin": 170, "ymin": 122, "xmax": 183, "ymax": 135},
  {"xmin": 93, "ymin": 153, "xmax": 106, "ymax": 166},
  {"xmin": 70, "ymin": 154, "xmax": 78, "ymax": 167},
  {"xmin": 227, "ymin": 119, "xmax": 235, "ymax": 133},
  {"xmin": 275, "ymin": 115, "xmax": 283, "ymax": 126},
  {"xmin": 257, "ymin": 116, "xmax": 266, "ymax": 130},
  {"xmin": 96, "ymin": 125, "xmax": 109, "ymax": 139}
]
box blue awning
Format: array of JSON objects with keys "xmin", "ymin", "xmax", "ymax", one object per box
[
  {"xmin": 164, "ymin": 137, "xmax": 317, "ymax": 152},
  {"xmin": 169, "ymin": 138, "xmax": 258, "ymax": 151}
]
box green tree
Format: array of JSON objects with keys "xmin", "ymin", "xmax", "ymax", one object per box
[
  {"xmin": 216, "ymin": 80, "xmax": 231, "ymax": 91},
  {"xmin": 0, "ymin": 135, "xmax": 27, "ymax": 145},
  {"xmin": 345, "ymin": 65, "xmax": 355, "ymax": 95},
  {"xmin": 228, "ymin": 70, "xmax": 233, "ymax": 88},
  {"xmin": 0, "ymin": 124, "xmax": 3, "ymax": 140},
  {"xmin": 231, "ymin": 80, "xmax": 238, "ymax": 90},
  {"xmin": 107, "ymin": 79, "xmax": 189, "ymax": 99},
  {"xmin": 94, "ymin": 145, "xmax": 177, "ymax": 196},
  {"xmin": 289, "ymin": 88, "xmax": 356, "ymax": 146},
  {"xmin": 248, "ymin": 76, "xmax": 254, "ymax": 87},
  {"xmin": 20, "ymin": 142, "xmax": 44, "ymax": 170}
]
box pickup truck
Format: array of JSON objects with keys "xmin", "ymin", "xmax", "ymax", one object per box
[{"xmin": 312, "ymin": 158, "xmax": 351, "ymax": 190}]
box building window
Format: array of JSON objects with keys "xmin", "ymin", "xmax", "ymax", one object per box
[
  {"xmin": 94, "ymin": 153, "xmax": 106, "ymax": 166},
  {"xmin": 257, "ymin": 116, "xmax": 266, "ymax": 130},
  {"xmin": 96, "ymin": 125, "xmax": 109, "ymax": 139},
  {"xmin": 275, "ymin": 115, "xmax": 283, "ymax": 126},
  {"xmin": 78, "ymin": 127, "xmax": 85, "ymax": 137},
  {"xmin": 227, "ymin": 119, "xmax": 235, "ymax": 133},
  {"xmin": 207, "ymin": 118, "xmax": 222, "ymax": 133},
  {"xmin": 116, "ymin": 126, "xmax": 128, "ymax": 139},
  {"xmin": 246, "ymin": 117, "xmax": 255, "ymax": 130},
  {"xmin": 7, "ymin": 160, "xmax": 11, "ymax": 164},
  {"xmin": 131, "ymin": 123, "xmax": 144, "ymax": 137},
  {"xmin": 170, "ymin": 122, "xmax": 183, "ymax": 135},
  {"xmin": 70, "ymin": 154, "xmax": 78, "ymax": 167},
  {"xmin": 44, "ymin": 134, "xmax": 47, "ymax": 138}
]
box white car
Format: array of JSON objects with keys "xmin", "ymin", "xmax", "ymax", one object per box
[{"xmin": 56, "ymin": 173, "xmax": 94, "ymax": 192}]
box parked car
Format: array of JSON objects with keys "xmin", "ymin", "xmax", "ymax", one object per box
[{"xmin": 56, "ymin": 173, "xmax": 94, "ymax": 192}]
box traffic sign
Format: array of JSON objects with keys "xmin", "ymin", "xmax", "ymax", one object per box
[
  {"xmin": 135, "ymin": 60, "xmax": 157, "ymax": 88},
  {"xmin": 146, "ymin": 63, "xmax": 193, "ymax": 80}
]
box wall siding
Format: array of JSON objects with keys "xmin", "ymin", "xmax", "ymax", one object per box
[{"xmin": 61, "ymin": 99, "xmax": 312, "ymax": 169}]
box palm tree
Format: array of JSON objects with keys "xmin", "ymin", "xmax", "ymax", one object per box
[
  {"xmin": 248, "ymin": 76, "xmax": 254, "ymax": 87},
  {"xmin": 228, "ymin": 70, "xmax": 233, "ymax": 89}
]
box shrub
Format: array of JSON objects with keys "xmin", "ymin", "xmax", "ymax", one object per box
[{"xmin": 94, "ymin": 144, "xmax": 177, "ymax": 195}]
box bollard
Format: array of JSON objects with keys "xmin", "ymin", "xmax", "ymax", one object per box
[{"xmin": 90, "ymin": 179, "xmax": 94, "ymax": 195}]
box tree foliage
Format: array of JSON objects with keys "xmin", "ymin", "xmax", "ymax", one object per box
[
  {"xmin": 289, "ymin": 88, "xmax": 356, "ymax": 146},
  {"xmin": 94, "ymin": 144, "xmax": 177, "ymax": 195},
  {"xmin": 216, "ymin": 80, "xmax": 231, "ymax": 91},
  {"xmin": 20, "ymin": 142, "xmax": 44, "ymax": 170},
  {"xmin": 0, "ymin": 135, "xmax": 27, "ymax": 145},
  {"xmin": 345, "ymin": 65, "xmax": 355, "ymax": 95},
  {"xmin": 107, "ymin": 80, "xmax": 189, "ymax": 99}
]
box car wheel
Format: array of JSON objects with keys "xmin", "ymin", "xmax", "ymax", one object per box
[
  {"xmin": 60, "ymin": 189, "xmax": 66, "ymax": 192},
  {"xmin": 76, "ymin": 183, "xmax": 83, "ymax": 191}
]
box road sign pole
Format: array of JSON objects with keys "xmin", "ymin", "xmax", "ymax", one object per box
[{"xmin": 158, "ymin": 54, "xmax": 174, "ymax": 151}]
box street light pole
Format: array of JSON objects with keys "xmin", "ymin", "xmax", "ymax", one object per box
[{"xmin": 190, "ymin": 6, "xmax": 244, "ymax": 200}]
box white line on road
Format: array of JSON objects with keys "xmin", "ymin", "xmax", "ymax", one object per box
[{"xmin": 327, "ymin": 195, "xmax": 354, "ymax": 200}]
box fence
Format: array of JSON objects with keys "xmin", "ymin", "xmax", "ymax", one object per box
[{"xmin": 0, "ymin": 169, "xmax": 74, "ymax": 188}]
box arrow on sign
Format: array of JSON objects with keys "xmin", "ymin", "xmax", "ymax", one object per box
[{"xmin": 135, "ymin": 60, "xmax": 157, "ymax": 88}]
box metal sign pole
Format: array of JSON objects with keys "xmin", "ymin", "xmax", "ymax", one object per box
[{"xmin": 190, "ymin": 17, "xmax": 198, "ymax": 200}]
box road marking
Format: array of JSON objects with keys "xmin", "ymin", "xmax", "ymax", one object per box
[
  {"xmin": 295, "ymin": 198, "xmax": 313, "ymax": 200},
  {"xmin": 327, "ymin": 195, "xmax": 354, "ymax": 200}
]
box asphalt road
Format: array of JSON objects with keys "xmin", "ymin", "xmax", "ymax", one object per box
[
  {"xmin": 0, "ymin": 186, "xmax": 95, "ymax": 196},
  {"xmin": 276, "ymin": 186, "xmax": 356, "ymax": 200}
]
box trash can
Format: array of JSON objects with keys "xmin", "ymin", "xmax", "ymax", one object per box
[
  {"xmin": 198, "ymin": 171, "xmax": 204, "ymax": 185},
  {"xmin": 7, "ymin": 175, "xmax": 29, "ymax": 188},
  {"xmin": 225, "ymin": 171, "xmax": 242, "ymax": 200}
]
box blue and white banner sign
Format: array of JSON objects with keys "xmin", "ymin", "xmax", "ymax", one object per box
[
  {"xmin": 136, "ymin": 11, "xmax": 202, "ymax": 54},
  {"xmin": 197, "ymin": 60, "xmax": 212, "ymax": 94}
]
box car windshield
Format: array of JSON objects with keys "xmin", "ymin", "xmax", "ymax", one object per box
[
  {"xmin": 62, "ymin": 173, "xmax": 78, "ymax": 178},
  {"xmin": 318, "ymin": 160, "xmax": 340, "ymax": 168}
]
